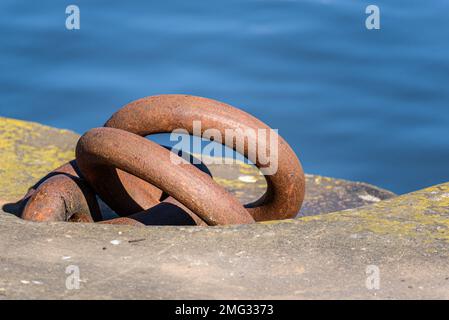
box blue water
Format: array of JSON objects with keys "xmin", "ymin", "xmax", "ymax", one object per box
[{"xmin": 1, "ymin": 0, "xmax": 448, "ymax": 194}]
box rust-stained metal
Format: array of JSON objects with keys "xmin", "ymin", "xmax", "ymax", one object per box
[
  {"xmin": 76, "ymin": 127, "xmax": 254, "ymax": 225},
  {"xmin": 103, "ymin": 95, "xmax": 305, "ymax": 221},
  {"xmin": 19, "ymin": 161, "xmax": 162, "ymax": 222},
  {"xmin": 19, "ymin": 94, "xmax": 305, "ymax": 226},
  {"xmin": 21, "ymin": 174, "xmax": 101, "ymax": 222}
]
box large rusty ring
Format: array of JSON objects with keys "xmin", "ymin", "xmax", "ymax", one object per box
[
  {"xmin": 77, "ymin": 94, "xmax": 305, "ymax": 223},
  {"xmin": 76, "ymin": 128, "xmax": 255, "ymax": 225},
  {"xmin": 20, "ymin": 94, "xmax": 305, "ymax": 226}
]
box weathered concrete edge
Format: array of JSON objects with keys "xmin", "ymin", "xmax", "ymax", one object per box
[
  {"xmin": 0, "ymin": 181, "xmax": 448, "ymax": 299},
  {"xmin": 2, "ymin": 179, "xmax": 447, "ymax": 239}
]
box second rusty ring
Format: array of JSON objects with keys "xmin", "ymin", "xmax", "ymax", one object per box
[{"xmin": 76, "ymin": 127, "xmax": 255, "ymax": 225}]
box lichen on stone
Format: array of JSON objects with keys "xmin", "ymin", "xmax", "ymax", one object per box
[{"xmin": 0, "ymin": 117, "xmax": 78, "ymax": 202}]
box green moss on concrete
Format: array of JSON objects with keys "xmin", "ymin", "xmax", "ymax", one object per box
[
  {"xmin": 298, "ymin": 183, "xmax": 449, "ymax": 241},
  {"xmin": 0, "ymin": 117, "xmax": 78, "ymax": 202}
]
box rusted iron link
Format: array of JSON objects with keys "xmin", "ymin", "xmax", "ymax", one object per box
[
  {"xmin": 19, "ymin": 160, "xmax": 162, "ymax": 223},
  {"xmin": 101, "ymin": 94, "xmax": 305, "ymax": 222},
  {"xmin": 76, "ymin": 127, "xmax": 254, "ymax": 225},
  {"xmin": 21, "ymin": 173, "xmax": 101, "ymax": 222}
]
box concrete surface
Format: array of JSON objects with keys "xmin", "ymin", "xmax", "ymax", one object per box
[{"xmin": 1, "ymin": 116, "xmax": 448, "ymax": 299}]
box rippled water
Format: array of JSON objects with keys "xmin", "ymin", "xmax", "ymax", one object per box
[{"xmin": 1, "ymin": 0, "xmax": 448, "ymax": 194}]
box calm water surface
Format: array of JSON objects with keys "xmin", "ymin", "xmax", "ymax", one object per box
[{"xmin": 1, "ymin": 0, "xmax": 448, "ymax": 193}]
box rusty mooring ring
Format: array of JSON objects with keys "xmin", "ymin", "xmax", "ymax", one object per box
[
  {"xmin": 76, "ymin": 127, "xmax": 255, "ymax": 225},
  {"xmin": 100, "ymin": 94, "xmax": 305, "ymax": 221},
  {"xmin": 20, "ymin": 160, "xmax": 161, "ymax": 223}
]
